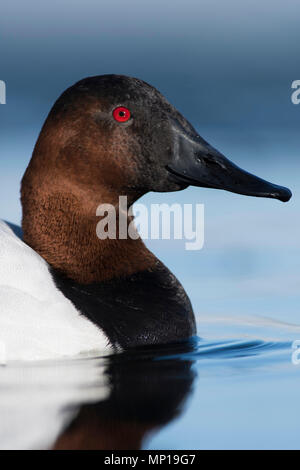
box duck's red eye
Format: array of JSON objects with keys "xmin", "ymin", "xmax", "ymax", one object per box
[{"xmin": 113, "ymin": 106, "xmax": 131, "ymax": 123}]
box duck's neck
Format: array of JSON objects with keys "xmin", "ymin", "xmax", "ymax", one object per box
[{"xmin": 21, "ymin": 180, "xmax": 156, "ymax": 284}]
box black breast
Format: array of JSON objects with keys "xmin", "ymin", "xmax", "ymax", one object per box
[{"xmin": 51, "ymin": 262, "xmax": 196, "ymax": 350}]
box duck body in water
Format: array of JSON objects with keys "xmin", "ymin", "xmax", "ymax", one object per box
[{"xmin": 0, "ymin": 75, "xmax": 292, "ymax": 360}]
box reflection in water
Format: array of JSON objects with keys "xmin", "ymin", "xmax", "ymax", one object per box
[
  {"xmin": 54, "ymin": 342, "xmax": 196, "ymax": 450},
  {"xmin": 0, "ymin": 340, "xmax": 197, "ymax": 450},
  {"xmin": 0, "ymin": 330, "xmax": 296, "ymax": 450}
]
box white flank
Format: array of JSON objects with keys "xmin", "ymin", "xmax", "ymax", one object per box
[{"xmin": 0, "ymin": 221, "xmax": 111, "ymax": 362}]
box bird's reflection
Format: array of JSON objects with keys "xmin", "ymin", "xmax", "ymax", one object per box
[{"xmin": 53, "ymin": 341, "xmax": 197, "ymax": 450}]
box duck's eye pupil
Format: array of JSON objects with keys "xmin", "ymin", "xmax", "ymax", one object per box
[{"xmin": 113, "ymin": 106, "xmax": 131, "ymax": 123}]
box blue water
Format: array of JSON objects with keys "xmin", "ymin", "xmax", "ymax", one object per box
[{"xmin": 0, "ymin": 321, "xmax": 299, "ymax": 450}]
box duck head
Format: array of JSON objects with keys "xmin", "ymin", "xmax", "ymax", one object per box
[
  {"xmin": 25, "ymin": 74, "xmax": 291, "ymax": 201},
  {"xmin": 22, "ymin": 75, "xmax": 291, "ymax": 283}
]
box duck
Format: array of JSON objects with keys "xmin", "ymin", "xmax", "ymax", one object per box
[{"xmin": 0, "ymin": 74, "xmax": 292, "ymax": 362}]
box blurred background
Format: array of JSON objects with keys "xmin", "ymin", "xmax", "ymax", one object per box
[
  {"xmin": 0, "ymin": 0, "xmax": 299, "ymax": 449},
  {"xmin": 1, "ymin": 0, "xmax": 298, "ymax": 320}
]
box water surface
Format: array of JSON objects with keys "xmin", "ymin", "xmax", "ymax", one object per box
[{"xmin": 1, "ymin": 314, "xmax": 299, "ymax": 450}]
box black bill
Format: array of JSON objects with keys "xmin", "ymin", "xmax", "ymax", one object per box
[{"xmin": 167, "ymin": 122, "xmax": 292, "ymax": 203}]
